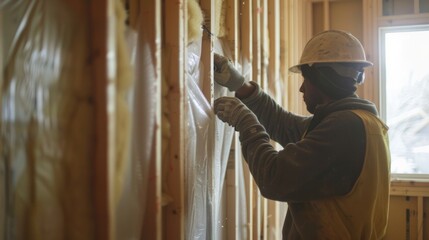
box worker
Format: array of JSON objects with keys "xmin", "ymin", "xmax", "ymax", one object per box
[{"xmin": 213, "ymin": 30, "xmax": 391, "ymax": 239}]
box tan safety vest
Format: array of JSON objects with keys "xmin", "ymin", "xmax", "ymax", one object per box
[{"xmin": 293, "ymin": 109, "xmax": 391, "ymax": 239}]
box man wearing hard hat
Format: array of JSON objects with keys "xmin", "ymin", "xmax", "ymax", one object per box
[{"xmin": 213, "ymin": 30, "xmax": 391, "ymax": 239}]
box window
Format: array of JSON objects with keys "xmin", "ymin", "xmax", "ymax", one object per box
[{"xmin": 380, "ymin": 25, "xmax": 429, "ymax": 177}]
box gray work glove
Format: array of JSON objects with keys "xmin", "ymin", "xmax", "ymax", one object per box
[
  {"xmin": 214, "ymin": 97, "xmax": 267, "ymax": 144},
  {"xmin": 214, "ymin": 53, "xmax": 245, "ymax": 91}
]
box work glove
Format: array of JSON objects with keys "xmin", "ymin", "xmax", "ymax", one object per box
[
  {"xmin": 214, "ymin": 97, "xmax": 267, "ymax": 144},
  {"xmin": 214, "ymin": 53, "xmax": 245, "ymax": 91}
]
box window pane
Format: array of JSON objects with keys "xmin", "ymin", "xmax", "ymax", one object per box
[
  {"xmin": 421, "ymin": 0, "xmax": 429, "ymax": 13},
  {"xmin": 382, "ymin": 0, "xmax": 414, "ymax": 16},
  {"xmin": 383, "ymin": 28, "xmax": 429, "ymax": 174}
]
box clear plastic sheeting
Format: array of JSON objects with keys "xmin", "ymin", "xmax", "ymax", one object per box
[
  {"xmin": 1, "ymin": 0, "xmax": 95, "ymax": 239},
  {"xmin": 185, "ymin": 36, "xmax": 212, "ymax": 239},
  {"xmin": 185, "ymin": 35, "xmax": 248, "ymax": 239},
  {"xmin": 212, "ymin": 39, "xmax": 248, "ymax": 240},
  {"xmin": 115, "ymin": 26, "xmax": 145, "ymax": 239}
]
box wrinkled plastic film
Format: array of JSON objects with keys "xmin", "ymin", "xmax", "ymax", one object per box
[
  {"xmin": 235, "ymin": 57, "xmax": 252, "ymax": 240},
  {"xmin": 1, "ymin": 1, "xmax": 95, "ymax": 239},
  {"xmin": 211, "ymin": 39, "xmax": 248, "ymax": 240},
  {"xmin": 185, "ymin": 35, "xmax": 241, "ymax": 240},
  {"xmin": 185, "ymin": 36, "xmax": 212, "ymax": 240}
]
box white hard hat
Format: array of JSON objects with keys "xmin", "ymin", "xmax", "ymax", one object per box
[{"xmin": 289, "ymin": 30, "xmax": 373, "ymax": 73}]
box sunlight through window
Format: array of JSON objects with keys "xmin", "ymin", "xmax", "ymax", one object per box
[{"xmin": 380, "ymin": 26, "xmax": 429, "ymax": 176}]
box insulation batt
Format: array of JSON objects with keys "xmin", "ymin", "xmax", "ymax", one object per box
[
  {"xmin": 114, "ymin": 0, "xmax": 133, "ymax": 204},
  {"xmin": 188, "ymin": 0, "xmax": 204, "ymax": 44}
]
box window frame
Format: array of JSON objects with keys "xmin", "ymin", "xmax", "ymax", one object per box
[{"xmin": 379, "ymin": 24, "xmax": 429, "ymax": 180}]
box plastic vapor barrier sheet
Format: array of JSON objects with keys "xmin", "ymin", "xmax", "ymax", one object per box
[
  {"xmin": 185, "ymin": 36, "xmax": 247, "ymax": 240},
  {"xmin": 1, "ymin": 0, "xmax": 95, "ymax": 239}
]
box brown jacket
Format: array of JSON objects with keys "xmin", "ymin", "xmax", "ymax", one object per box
[{"xmin": 239, "ymin": 82, "xmax": 390, "ymax": 239}]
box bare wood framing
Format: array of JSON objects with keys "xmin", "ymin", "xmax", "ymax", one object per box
[
  {"xmin": 252, "ymin": 0, "xmax": 262, "ymax": 86},
  {"xmin": 0, "ymin": 10, "xmax": 4, "ymax": 240},
  {"xmin": 90, "ymin": 0, "xmax": 116, "ymax": 239},
  {"xmin": 268, "ymin": 0, "xmax": 281, "ymax": 101},
  {"xmin": 280, "ymin": 0, "xmax": 290, "ymax": 108},
  {"xmin": 200, "ymin": 0, "xmax": 214, "ymax": 103},
  {"xmin": 414, "ymin": 0, "xmax": 420, "ymax": 14},
  {"xmin": 164, "ymin": 0, "xmax": 186, "ymax": 239},
  {"xmin": 267, "ymin": 0, "xmax": 283, "ymax": 238},
  {"xmin": 239, "ymin": 1, "xmax": 254, "ymax": 238},
  {"xmin": 226, "ymin": 159, "xmax": 236, "ymax": 240},
  {"xmin": 288, "ymin": 0, "xmax": 306, "ymax": 114},
  {"xmin": 252, "ymin": 0, "xmax": 263, "ymax": 237},
  {"xmin": 223, "ymin": 0, "xmax": 241, "ymax": 239},
  {"xmin": 417, "ymin": 196, "xmax": 423, "ymax": 240},
  {"xmin": 260, "ymin": 1, "xmax": 269, "ymax": 237},
  {"xmin": 362, "ymin": 0, "xmax": 379, "ymax": 106},
  {"xmin": 323, "ymin": 0, "xmax": 330, "ymax": 30},
  {"xmin": 241, "ymin": 0, "xmax": 253, "ymax": 64},
  {"xmin": 390, "ymin": 181, "xmax": 429, "ymax": 197},
  {"xmin": 226, "ymin": 0, "xmax": 239, "ymax": 63}
]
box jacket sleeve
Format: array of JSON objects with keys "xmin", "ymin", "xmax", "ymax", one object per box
[
  {"xmin": 240, "ymin": 82, "xmax": 311, "ymax": 147},
  {"xmin": 240, "ymin": 110, "xmax": 366, "ymax": 202}
]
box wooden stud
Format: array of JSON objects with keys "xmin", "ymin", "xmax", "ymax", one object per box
[
  {"xmin": 414, "ymin": 0, "xmax": 420, "ymax": 14},
  {"xmin": 268, "ymin": 0, "xmax": 280, "ymax": 101},
  {"xmin": 0, "ymin": 11, "xmax": 4, "ymax": 240},
  {"xmin": 417, "ymin": 196, "xmax": 423, "ymax": 240},
  {"xmin": 239, "ymin": 1, "xmax": 253, "ymax": 238},
  {"xmin": 280, "ymin": 0, "xmax": 289, "ymax": 109},
  {"xmin": 226, "ymin": 0, "xmax": 239, "ymax": 63},
  {"xmin": 200, "ymin": 0, "xmax": 215, "ymax": 103},
  {"xmin": 223, "ymin": 0, "xmax": 241, "ymax": 239},
  {"xmin": 90, "ymin": 0, "xmax": 116, "ymax": 239},
  {"xmin": 226, "ymin": 154, "xmax": 237, "ymax": 240},
  {"xmin": 260, "ymin": 2, "xmax": 269, "ymax": 237},
  {"xmin": 241, "ymin": 0, "xmax": 253, "ymax": 65},
  {"xmin": 164, "ymin": 0, "xmax": 186, "ymax": 239},
  {"xmin": 362, "ymin": 0, "xmax": 380, "ymax": 107},
  {"xmin": 252, "ymin": 0, "xmax": 262, "ymax": 86},
  {"xmin": 267, "ymin": 0, "xmax": 284, "ymax": 238},
  {"xmin": 252, "ymin": 0, "xmax": 263, "ymax": 237},
  {"xmin": 323, "ymin": 0, "xmax": 330, "ymax": 30}
]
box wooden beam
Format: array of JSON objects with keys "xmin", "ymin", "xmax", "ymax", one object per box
[
  {"xmin": 251, "ymin": 1, "xmax": 263, "ymax": 238},
  {"xmin": 90, "ymin": 0, "xmax": 116, "ymax": 239},
  {"xmin": 222, "ymin": 0, "xmax": 241, "ymax": 239},
  {"xmin": 417, "ymin": 196, "xmax": 423, "ymax": 240},
  {"xmin": 164, "ymin": 0, "xmax": 186, "ymax": 239},
  {"xmin": 226, "ymin": 0, "xmax": 239, "ymax": 63},
  {"xmin": 323, "ymin": 0, "xmax": 330, "ymax": 30},
  {"xmin": 252, "ymin": 0, "xmax": 262, "ymax": 85},
  {"xmin": 200, "ymin": 0, "xmax": 214, "ymax": 103},
  {"xmin": 267, "ymin": 0, "xmax": 284, "ymax": 237},
  {"xmin": 280, "ymin": 0, "xmax": 289, "ymax": 108},
  {"xmin": 414, "ymin": 0, "xmax": 420, "ymax": 15},
  {"xmin": 240, "ymin": 1, "xmax": 253, "ymax": 239},
  {"xmin": 362, "ymin": 0, "xmax": 379, "ymax": 107},
  {"xmin": 390, "ymin": 181, "xmax": 429, "ymax": 197},
  {"xmin": 268, "ymin": 0, "xmax": 280, "ymax": 102},
  {"xmin": 241, "ymin": 0, "xmax": 253, "ymax": 65}
]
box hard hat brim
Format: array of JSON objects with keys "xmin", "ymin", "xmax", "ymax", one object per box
[{"xmin": 289, "ymin": 60, "xmax": 373, "ymax": 73}]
